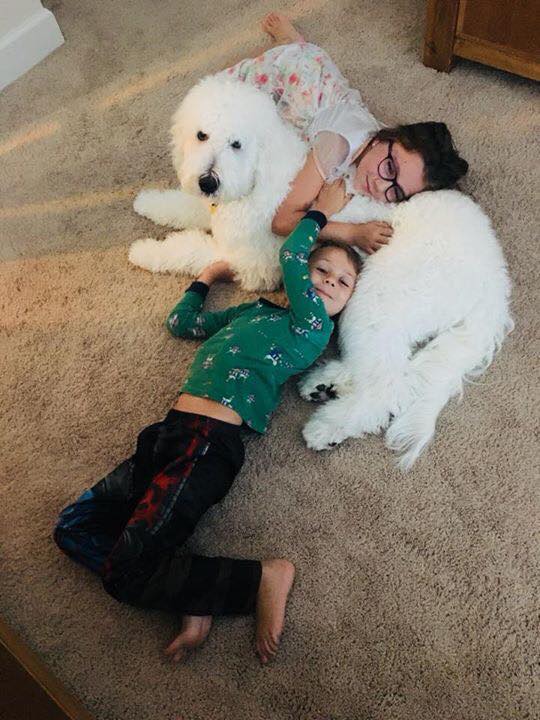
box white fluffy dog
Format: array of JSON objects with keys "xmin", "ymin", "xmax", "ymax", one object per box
[
  {"xmin": 130, "ymin": 76, "xmax": 513, "ymax": 468},
  {"xmin": 302, "ymin": 190, "xmax": 513, "ymax": 469},
  {"xmin": 130, "ymin": 76, "xmax": 306, "ymax": 291}
]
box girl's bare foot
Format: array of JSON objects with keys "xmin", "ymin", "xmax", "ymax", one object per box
[
  {"xmin": 261, "ymin": 12, "xmax": 305, "ymax": 46},
  {"xmin": 255, "ymin": 558, "xmax": 295, "ymax": 664},
  {"xmin": 164, "ymin": 614, "xmax": 212, "ymax": 663}
]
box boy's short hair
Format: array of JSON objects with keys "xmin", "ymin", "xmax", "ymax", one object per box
[{"xmin": 309, "ymin": 239, "xmax": 363, "ymax": 275}]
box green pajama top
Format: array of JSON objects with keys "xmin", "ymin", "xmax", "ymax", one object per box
[{"xmin": 166, "ymin": 212, "xmax": 333, "ymax": 433}]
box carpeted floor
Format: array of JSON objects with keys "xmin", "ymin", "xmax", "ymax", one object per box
[{"xmin": 1, "ymin": 1, "xmax": 538, "ymax": 719}]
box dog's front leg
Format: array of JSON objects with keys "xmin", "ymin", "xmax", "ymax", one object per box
[
  {"xmin": 302, "ymin": 381, "xmax": 398, "ymax": 451},
  {"xmin": 129, "ymin": 230, "xmax": 218, "ymax": 275},
  {"xmin": 226, "ymin": 236, "xmax": 283, "ymax": 292},
  {"xmin": 133, "ymin": 189, "xmax": 211, "ymax": 231}
]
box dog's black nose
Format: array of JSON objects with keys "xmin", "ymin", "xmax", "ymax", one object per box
[{"xmin": 198, "ymin": 173, "xmax": 219, "ymax": 195}]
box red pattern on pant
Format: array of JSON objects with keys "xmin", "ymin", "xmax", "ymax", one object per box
[
  {"xmin": 127, "ymin": 433, "xmax": 202, "ymax": 531},
  {"xmin": 101, "ymin": 415, "xmax": 210, "ymax": 581}
]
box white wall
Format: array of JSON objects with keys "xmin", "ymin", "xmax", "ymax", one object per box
[
  {"xmin": 0, "ymin": 0, "xmax": 64, "ymax": 91},
  {"xmin": 2, "ymin": 0, "xmax": 43, "ymax": 29}
]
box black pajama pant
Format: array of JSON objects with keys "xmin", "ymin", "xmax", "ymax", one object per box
[{"xmin": 54, "ymin": 410, "xmax": 262, "ymax": 616}]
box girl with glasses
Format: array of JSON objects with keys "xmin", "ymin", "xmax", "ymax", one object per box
[{"xmin": 218, "ymin": 12, "xmax": 468, "ymax": 254}]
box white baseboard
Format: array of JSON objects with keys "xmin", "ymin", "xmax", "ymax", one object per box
[{"xmin": 0, "ymin": 7, "xmax": 64, "ymax": 92}]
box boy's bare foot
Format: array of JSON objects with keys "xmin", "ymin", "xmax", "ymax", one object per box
[
  {"xmin": 255, "ymin": 558, "xmax": 295, "ymax": 664},
  {"xmin": 261, "ymin": 12, "xmax": 305, "ymax": 46},
  {"xmin": 164, "ymin": 614, "xmax": 212, "ymax": 663}
]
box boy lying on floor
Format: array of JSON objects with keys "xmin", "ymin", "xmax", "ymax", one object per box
[{"xmin": 54, "ymin": 179, "xmax": 361, "ymax": 665}]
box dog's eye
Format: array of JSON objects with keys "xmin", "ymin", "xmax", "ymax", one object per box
[
  {"xmin": 197, "ymin": 131, "xmax": 208, "ymax": 141},
  {"xmin": 231, "ymin": 140, "xmax": 242, "ymax": 150}
]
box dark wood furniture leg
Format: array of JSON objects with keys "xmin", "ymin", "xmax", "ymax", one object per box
[
  {"xmin": 0, "ymin": 616, "xmax": 95, "ymax": 720},
  {"xmin": 423, "ymin": 0, "xmax": 460, "ymax": 71}
]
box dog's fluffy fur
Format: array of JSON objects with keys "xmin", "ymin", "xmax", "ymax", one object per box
[
  {"xmin": 130, "ymin": 76, "xmax": 306, "ymax": 291},
  {"xmin": 301, "ymin": 190, "xmax": 513, "ymax": 469},
  {"xmin": 130, "ymin": 76, "xmax": 513, "ymax": 468}
]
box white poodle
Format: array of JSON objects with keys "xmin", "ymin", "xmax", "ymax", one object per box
[
  {"xmin": 130, "ymin": 76, "xmax": 306, "ymax": 291},
  {"xmin": 130, "ymin": 76, "xmax": 512, "ymax": 468},
  {"xmin": 301, "ymin": 190, "xmax": 513, "ymax": 469}
]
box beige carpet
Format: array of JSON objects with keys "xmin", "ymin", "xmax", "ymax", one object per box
[{"xmin": 1, "ymin": 1, "xmax": 538, "ymax": 718}]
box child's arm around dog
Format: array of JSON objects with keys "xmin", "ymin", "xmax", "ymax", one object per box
[
  {"xmin": 280, "ymin": 179, "xmax": 352, "ymax": 339},
  {"xmin": 167, "ymin": 180, "xmax": 351, "ymax": 343}
]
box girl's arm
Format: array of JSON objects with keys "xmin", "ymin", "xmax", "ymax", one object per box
[
  {"xmin": 271, "ymin": 152, "xmax": 324, "ymax": 235},
  {"xmin": 272, "ymin": 150, "xmax": 393, "ymax": 254}
]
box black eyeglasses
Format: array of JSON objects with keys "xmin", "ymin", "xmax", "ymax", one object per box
[{"xmin": 378, "ymin": 140, "xmax": 406, "ymax": 203}]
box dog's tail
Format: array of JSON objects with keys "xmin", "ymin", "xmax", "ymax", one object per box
[{"xmin": 385, "ymin": 282, "xmax": 513, "ymax": 471}]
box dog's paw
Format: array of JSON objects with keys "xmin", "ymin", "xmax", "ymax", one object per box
[
  {"xmin": 302, "ymin": 414, "xmax": 348, "ymax": 450},
  {"xmin": 128, "ymin": 238, "xmax": 161, "ymax": 271},
  {"xmin": 298, "ymin": 373, "xmax": 326, "ymax": 402},
  {"xmin": 307, "ymin": 384, "xmax": 338, "ymax": 403},
  {"xmin": 298, "ymin": 361, "xmax": 353, "ymax": 402},
  {"xmin": 133, "ymin": 189, "xmax": 161, "ymax": 218}
]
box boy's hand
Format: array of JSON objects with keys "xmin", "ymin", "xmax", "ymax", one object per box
[
  {"xmin": 197, "ymin": 261, "xmax": 236, "ymax": 285},
  {"xmin": 349, "ymin": 220, "xmax": 393, "ymax": 254},
  {"xmin": 311, "ymin": 179, "xmax": 351, "ymax": 218}
]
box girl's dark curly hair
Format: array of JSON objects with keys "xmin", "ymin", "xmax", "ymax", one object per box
[{"xmin": 375, "ymin": 122, "xmax": 469, "ymax": 191}]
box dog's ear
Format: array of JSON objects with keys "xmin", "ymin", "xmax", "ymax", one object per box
[
  {"xmin": 170, "ymin": 76, "xmax": 218, "ymax": 179},
  {"xmin": 170, "ymin": 104, "xmax": 185, "ymax": 175},
  {"xmin": 253, "ymin": 113, "xmax": 304, "ymax": 209},
  {"xmin": 170, "ymin": 95, "xmax": 187, "ymax": 176}
]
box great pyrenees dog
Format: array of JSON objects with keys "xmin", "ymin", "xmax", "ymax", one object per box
[{"xmin": 130, "ymin": 76, "xmax": 513, "ymax": 469}]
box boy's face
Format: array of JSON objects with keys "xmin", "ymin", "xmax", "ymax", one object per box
[{"xmin": 309, "ymin": 247, "xmax": 357, "ymax": 316}]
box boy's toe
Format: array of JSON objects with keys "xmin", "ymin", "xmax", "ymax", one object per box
[
  {"xmin": 164, "ymin": 639, "xmax": 180, "ymax": 656},
  {"xmin": 256, "ymin": 643, "xmax": 267, "ymax": 664}
]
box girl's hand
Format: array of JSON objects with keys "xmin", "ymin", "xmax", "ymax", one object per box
[
  {"xmin": 311, "ymin": 179, "xmax": 351, "ymax": 218},
  {"xmin": 197, "ymin": 261, "xmax": 236, "ymax": 285},
  {"xmin": 349, "ymin": 221, "xmax": 393, "ymax": 254}
]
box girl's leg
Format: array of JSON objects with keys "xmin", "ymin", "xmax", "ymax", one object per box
[
  {"xmin": 220, "ymin": 13, "xmax": 343, "ymax": 137},
  {"xmin": 53, "ymin": 410, "xmax": 180, "ymax": 573},
  {"xmin": 261, "ymin": 12, "xmax": 305, "ymax": 47},
  {"xmin": 101, "ymin": 413, "xmax": 261, "ymax": 618},
  {"xmin": 220, "ymin": 10, "xmax": 307, "ymax": 87}
]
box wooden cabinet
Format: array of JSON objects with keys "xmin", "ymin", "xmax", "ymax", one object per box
[{"xmin": 424, "ymin": 0, "xmax": 540, "ymax": 81}]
